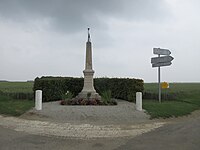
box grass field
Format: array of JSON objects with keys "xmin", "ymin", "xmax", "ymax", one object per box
[
  {"xmin": 143, "ymin": 83, "xmax": 200, "ymax": 118},
  {"xmin": 0, "ymin": 81, "xmax": 34, "ymax": 100},
  {"xmin": 0, "ymin": 81, "xmax": 34, "ymax": 93},
  {"xmin": 144, "ymin": 83, "xmax": 200, "ymax": 104},
  {"xmin": 144, "ymin": 82, "xmax": 200, "ymax": 93},
  {"xmin": 0, "ymin": 81, "xmax": 199, "ymax": 118}
]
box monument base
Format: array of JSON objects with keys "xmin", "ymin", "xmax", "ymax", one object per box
[{"xmin": 77, "ymin": 91, "xmax": 101, "ymax": 100}]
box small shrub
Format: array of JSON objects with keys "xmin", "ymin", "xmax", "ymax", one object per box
[
  {"xmin": 101, "ymin": 90, "xmax": 112, "ymax": 105},
  {"xmin": 62, "ymin": 91, "xmax": 74, "ymax": 100}
]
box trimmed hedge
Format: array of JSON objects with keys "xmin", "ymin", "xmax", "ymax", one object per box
[{"xmin": 33, "ymin": 76, "xmax": 144, "ymax": 102}]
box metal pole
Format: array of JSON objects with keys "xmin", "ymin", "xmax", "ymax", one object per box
[
  {"xmin": 158, "ymin": 66, "xmax": 161, "ymax": 102},
  {"xmin": 158, "ymin": 54, "xmax": 161, "ymax": 103}
]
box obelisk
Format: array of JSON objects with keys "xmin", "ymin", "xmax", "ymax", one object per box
[{"xmin": 78, "ymin": 28, "xmax": 101, "ymax": 100}]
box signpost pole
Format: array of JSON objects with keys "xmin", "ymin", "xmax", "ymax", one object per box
[
  {"xmin": 152, "ymin": 48, "xmax": 173, "ymax": 103},
  {"xmin": 158, "ymin": 54, "xmax": 161, "ymax": 103}
]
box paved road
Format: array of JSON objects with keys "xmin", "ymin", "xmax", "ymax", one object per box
[
  {"xmin": 1, "ymin": 113, "xmax": 200, "ymax": 150},
  {"xmin": 115, "ymin": 114, "xmax": 200, "ymax": 150},
  {"xmin": 0, "ymin": 126, "xmax": 127, "ymax": 150}
]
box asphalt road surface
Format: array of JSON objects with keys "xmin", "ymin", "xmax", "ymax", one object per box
[
  {"xmin": 0, "ymin": 126, "xmax": 126, "ymax": 150},
  {"xmin": 1, "ymin": 112, "xmax": 200, "ymax": 150},
  {"xmin": 115, "ymin": 114, "xmax": 200, "ymax": 150}
]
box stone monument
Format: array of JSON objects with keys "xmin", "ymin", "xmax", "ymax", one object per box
[{"xmin": 77, "ymin": 28, "xmax": 101, "ymax": 100}]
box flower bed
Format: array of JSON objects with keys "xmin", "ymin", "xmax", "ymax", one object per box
[{"xmin": 60, "ymin": 98, "xmax": 117, "ymax": 106}]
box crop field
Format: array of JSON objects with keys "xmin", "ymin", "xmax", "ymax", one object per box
[
  {"xmin": 0, "ymin": 81, "xmax": 34, "ymax": 93},
  {"xmin": 144, "ymin": 82, "xmax": 200, "ymax": 94},
  {"xmin": 0, "ymin": 81, "xmax": 34, "ymax": 100}
]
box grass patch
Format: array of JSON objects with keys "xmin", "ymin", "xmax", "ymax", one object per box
[
  {"xmin": 101, "ymin": 90, "xmax": 112, "ymax": 105},
  {"xmin": 177, "ymin": 91, "xmax": 200, "ymax": 106},
  {"xmin": 0, "ymin": 95, "xmax": 34, "ymax": 116},
  {"xmin": 143, "ymin": 100, "xmax": 199, "ymax": 119}
]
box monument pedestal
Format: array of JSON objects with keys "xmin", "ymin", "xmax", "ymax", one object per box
[
  {"xmin": 77, "ymin": 70, "xmax": 101, "ymax": 100},
  {"xmin": 77, "ymin": 91, "xmax": 101, "ymax": 100}
]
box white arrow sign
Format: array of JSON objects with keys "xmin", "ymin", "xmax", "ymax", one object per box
[
  {"xmin": 152, "ymin": 62, "xmax": 172, "ymax": 67},
  {"xmin": 151, "ymin": 56, "xmax": 174, "ymax": 64},
  {"xmin": 153, "ymin": 48, "xmax": 171, "ymax": 55}
]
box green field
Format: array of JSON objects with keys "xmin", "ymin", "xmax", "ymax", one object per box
[
  {"xmin": 144, "ymin": 82, "xmax": 200, "ymax": 95},
  {"xmin": 144, "ymin": 83, "xmax": 200, "ymax": 105},
  {"xmin": 0, "ymin": 81, "xmax": 199, "ymax": 118},
  {"xmin": 0, "ymin": 81, "xmax": 34, "ymax": 116},
  {"xmin": 143, "ymin": 83, "xmax": 200, "ymax": 118},
  {"xmin": 0, "ymin": 81, "xmax": 34, "ymax": 93},
  {"xmin": 0, "ymin": 81, "xmax": 34, "ymax": 100}
]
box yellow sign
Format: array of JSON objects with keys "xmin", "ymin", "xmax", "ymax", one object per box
[{"xmin": 162, "ymin": 82, "xmax": 169, "ymax": 89}]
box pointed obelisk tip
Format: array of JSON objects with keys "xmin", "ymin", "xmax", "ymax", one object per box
[{"xmin": 87, "ymin": 28, "xmax": 90, "ymax": 42}]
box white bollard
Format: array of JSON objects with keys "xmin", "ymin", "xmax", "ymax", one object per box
[
  {"xmin": 136, "ymin": 92, "xmax": 142, "ymax": 111},
  {"xmin": 35, "ymin": 90, "xmax": 42, "ymax": 110}
]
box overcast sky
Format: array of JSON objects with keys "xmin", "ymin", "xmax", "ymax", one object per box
[{"xmin": 0, "ymin": 0, "xmax": 200, "ymax": 82}]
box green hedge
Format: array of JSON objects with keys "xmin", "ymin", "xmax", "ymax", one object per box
[{"xmin": 33, "ymin": 76, "xmax": 144, "ymax": 102}]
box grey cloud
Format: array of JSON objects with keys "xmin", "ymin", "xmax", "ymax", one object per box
[{"xmin": 0, "ymin": 0, "xmax": 169, "ymax": 33}]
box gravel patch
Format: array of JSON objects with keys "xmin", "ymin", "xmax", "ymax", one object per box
[
  {"xmin": 21, "ymin": 100, "xmax": 150, "ymax": 125},
  {"xmin": 0, "ymin": 115, "xmax": 165, "ymax": 139}
]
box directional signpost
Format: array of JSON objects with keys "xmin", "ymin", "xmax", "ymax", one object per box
[
  {"xmin": 151, "ymin": 48, "xmax": 174, "ymax": 102},
  {"xmin": 153, "ymin": 48, "xmax": 171, "ymax": 55},
  {"xmin": 151, "ymin": 56, "xmax": 174, "ymax": 64},
  {"xmin": 152, "ymin": 62, "xmax": 172, "ymax": 68}
]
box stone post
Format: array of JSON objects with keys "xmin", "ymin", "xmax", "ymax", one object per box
[
  {"xmin": 136, "ymin": 92, "xmax": 142, "ymax": 111},
  {"xmin": 35, "ymin": 90, "xmax": 42, "ymax": 110}
]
